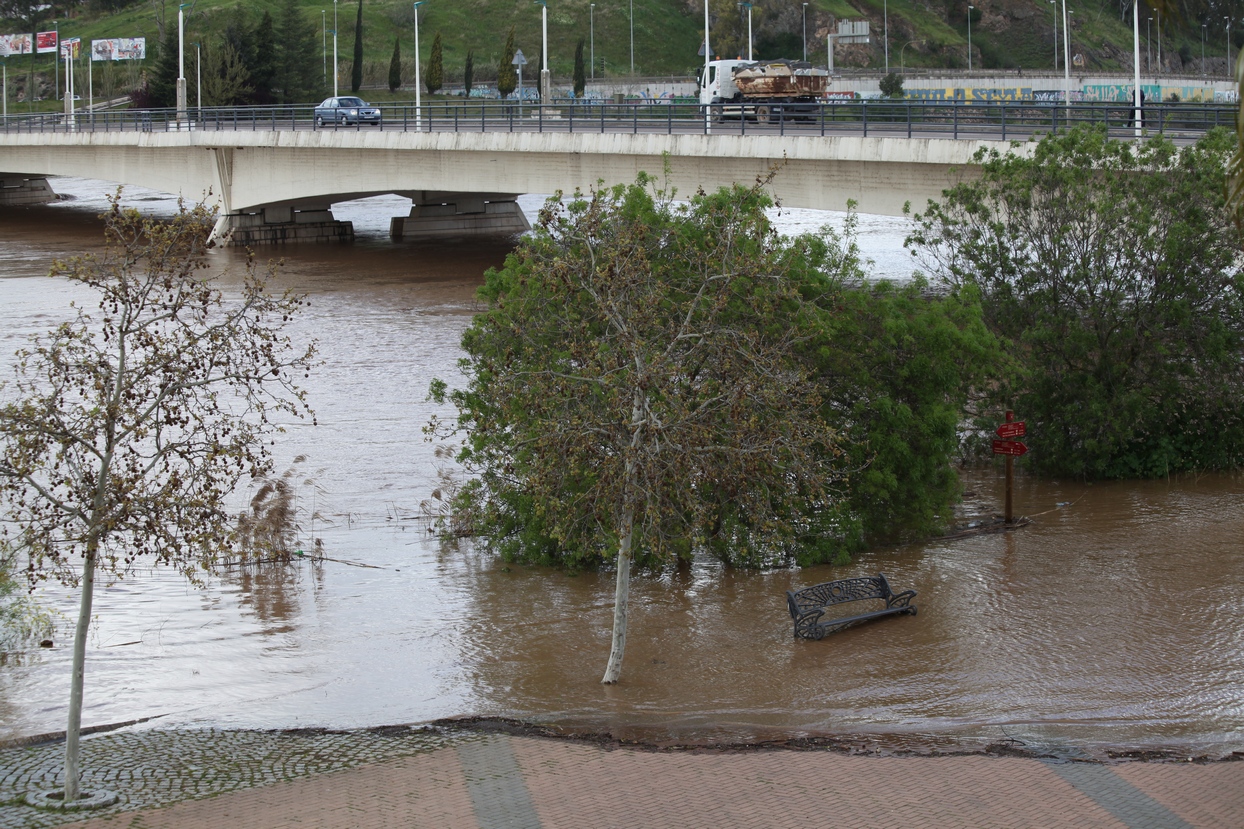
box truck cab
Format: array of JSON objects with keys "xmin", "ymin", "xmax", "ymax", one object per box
[{"xmin": 698, "ymin": 59, "xmax": 751, "ymax": 106}]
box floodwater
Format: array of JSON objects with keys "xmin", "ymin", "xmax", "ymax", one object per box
[{"xmin": 0, "ymin": 179, "xmax": 1241, "ymax": 758}]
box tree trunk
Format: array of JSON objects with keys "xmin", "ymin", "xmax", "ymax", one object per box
[
  {"xmin": 602, "ymin": 388, "xmax": 645, "ymax": 685},
  {"xmin": 601, "ymin": 505, "xmax": 633, "ymax": 684},
  {"xmin": 63, "ymin": 547, "xmax": 96, "ymax": 802}
]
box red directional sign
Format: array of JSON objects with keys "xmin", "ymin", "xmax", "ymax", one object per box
[
  {"xmin": 992, "ymin": 439, "xmax": 1028, "ymax": 457},
  {"xmin": 996, "ymin": 421, "xmax": 1026, "ymax": 439}
]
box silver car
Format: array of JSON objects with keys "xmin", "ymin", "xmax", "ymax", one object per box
[{"xmin": 314, "ymin": 96, "xmax": 382, "ymax": 126}]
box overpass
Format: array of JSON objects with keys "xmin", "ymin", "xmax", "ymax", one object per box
[{"xmin": 9, "ymin": 100, "xmax": 1175, "ymax": 245}]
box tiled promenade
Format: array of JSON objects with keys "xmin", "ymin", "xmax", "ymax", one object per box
[{"xmin": 2, "ymin": 726, "xmax": 1241, "ymax": 829}]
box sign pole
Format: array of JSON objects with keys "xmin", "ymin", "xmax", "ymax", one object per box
[{"xmin": 1004, "ymin": 410, "xmax": 1015, "ymax": 524}]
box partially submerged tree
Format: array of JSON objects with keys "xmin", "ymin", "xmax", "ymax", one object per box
[
  {"xmin": 0, "ymin": 198, "xmax": 315, "ymax": 803},
  {"xmin": 909, "ymin": 126, "xmax": 1244, "ymax": 478},
  {"xmin": 431, "ymin": 174, "xmax": 848, "ymax": 683}
]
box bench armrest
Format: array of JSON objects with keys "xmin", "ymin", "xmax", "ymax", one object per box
[{"xmin": 886, "ymin": 589, "xmax": 917, "ymax": 609}]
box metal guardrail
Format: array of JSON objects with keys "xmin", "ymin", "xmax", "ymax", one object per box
[{"xmin": 0, "ymin": 100, "xmax": 1234, "ymax": 142}]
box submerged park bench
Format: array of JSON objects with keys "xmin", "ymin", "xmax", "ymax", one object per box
[{"xmin": 786, "ymin": 573, "xmax": 917, "ymax": 640}]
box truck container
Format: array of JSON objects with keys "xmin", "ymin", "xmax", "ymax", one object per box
[{"xmin": 698, "ymin": 58, "xmax": 830, "ymax": 123}]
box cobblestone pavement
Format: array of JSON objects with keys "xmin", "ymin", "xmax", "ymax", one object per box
[{"xmin": 3, "ymin": 727, "xmax": 1242, "ymax": 829}]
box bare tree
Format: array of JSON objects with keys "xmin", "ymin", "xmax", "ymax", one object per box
[{"xmin": 0, "ymin": 197, "xmax": 315, "ymax": 804}]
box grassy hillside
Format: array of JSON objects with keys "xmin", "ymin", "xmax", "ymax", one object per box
[{"xmin": 1, "ymin": 0, "xmax": 1234, "ymax": 110}]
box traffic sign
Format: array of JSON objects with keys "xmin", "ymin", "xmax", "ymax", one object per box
[
  {"xmin": 992, "ymin": 439, "xmax": 1028, "ymax": 457},
  {"xmin": 996, "ymin": 421, "xmax": 1026, "ymax": 439}
]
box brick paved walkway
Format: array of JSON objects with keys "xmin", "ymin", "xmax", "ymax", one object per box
[{"xmin": 3, "ymin": 729, "xmax": 1241, "ymax": 829}]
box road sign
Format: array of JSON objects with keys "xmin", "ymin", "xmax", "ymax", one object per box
[
  {"xmin": 996, "ymin": 421, "xmax": 1026, "ymax": 439},
  {"xmin": 512, "ymin": 49, "xmax": 527, "ymax": 66},
  {"xmin": 992, "ymin": 439, "xmax": 1028, "ymax": 457}
]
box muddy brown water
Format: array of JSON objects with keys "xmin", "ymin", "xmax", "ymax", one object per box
[{"xmin": 0, "ymin": 179, "xmax": 1241, "ymax": 758}]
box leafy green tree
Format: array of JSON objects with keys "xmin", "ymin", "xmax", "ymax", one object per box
[
  {"xmin": 573, "ymin": 38, "xmax": 586, "ymax": 98},
  {"xmin": 388, "ymin": 37, "xmax": 402, "ymax": 92},
  {"xmin": 426, "ymin": 32, "xmax": 443, "ymax": 94},
  {"xmin": 497, "ymin": 27, "xmax": 517, "ymax": 99},
  {"xmin": 250, "ymin": 9, "xmax": 278, "ymax": 104},
  {"xmin": 351, "ymin": 0, "xmax": 364, "ymax": 93},
  {"xmin": 0, "ymin": 199, "xmax": 315, "ymax": 804},
  {"xmin": 463, "ymin": 49, "xmax": 474, "ymax": 96},
  {"xmin": 273, "ymin": 0, "xmax": 321, "ymax": 103},
  {"xmin": 879, "ymin": 72, "xmax": 904, "ymax": 98},
  {"xmin": 909, "ymin": 126, "xmax": 1244, "ymax": 479},
  {"xmin": 431, "ymin": 174, "xmax": 848, "ymax": 683},
  {"xmin": 201, "ymin": 40, "xmax": 254, "ymax": 106},
  {"xmin": 145, "ymin": 30, "xmax": 180, "ymax": 108}
]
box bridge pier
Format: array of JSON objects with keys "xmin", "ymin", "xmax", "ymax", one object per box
[
  {"xmin": 0, "ymin": 175, "xmax": 57, "ymax": 206},
  {"xmin": 212, "ymin": 204, "xmax": 354, "ymax": 247},
  {"xmin": 390, "ymin": 192, "xmax": 530, "ymax": 240}
]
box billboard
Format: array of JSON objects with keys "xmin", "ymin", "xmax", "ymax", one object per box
[
  {"xmin": 35, "ymin": 30, "xmax": 57, "ymax": 53},
  {"xmin": 91, "ymin": 38, "xmax": 146, "ymax": 61},
  {"xmin": 0, "ymin": 33, "xmax": 34, "ymax": 56},
  {"xmin": 59, "ymin": 37, "xmax": 80, "ymax": 59}
]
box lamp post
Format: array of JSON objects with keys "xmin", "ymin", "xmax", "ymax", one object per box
[
  {"xmin": 590, "ymin": 3, "xmax": 595, "ymax": 80},
  {"xmin": 177, "ymin": 3, "xmax": 188, "ymax": 121},
  {"xmin": 967, "ymin": 5, "xmax": 973, "ymax": 72},
  {"xmin": 1147, "ymin": 16, "xmax": 1151, "ymax": 73},
  {"xmin": 1062, "ymin": 0, "xmax": 1070, "ymax": 111},
  {"xmin": 1051, "ymin": 0, "xmax": 1058, "ymax": 71},
  {"xmin": 629, "ymin": 0, "xmax": 634, "ymax": 74},
  {"xmin": 537, "ymin": 0, "xmax": 549, "ymax": 104},
  {"xmin": 900, "ymin": 39, "xmax": 923, "ymax": 74},
  {"xmin": 1202, "ymin": 22, "xmax": 1206, "ymax": 77},
  {"xmin": 333, "ymin": 0, "xmax": 339, "ymax": 97},
  {"xmin": 413, "ymin": 1, "xmax": 423, "ymax": 129},
  {"xmin": 1132, "ymin": 0, "xmax": 1140, "ymax": 138},
  {"xmin": 1226, "ymin": 17, "xmax": 1232, "ymax": 79},
  {"xmin": 53, "ymin": 20, "xmax": 57, "ymax": 101},
  {"xmin": 883, "ymin": 0, "xmax": 889, "ymax": 73},
  {"xmin": 1157, "ymin": 12, "xmax": 1161, "ymax": 74},
  {"xmin": 703, "ymin": 0, "xmax": 710, "ymax": 132},
  {"xmin": 802, "ymin": 3, "xmax": 808, "ymax": 62},
  {"xmin": 322, "ymin": 10, "xmax": 327, "ymax": 83},
  {"xmin": 740, "ymin": 2, "xmax": 753, "ymax": 61}
]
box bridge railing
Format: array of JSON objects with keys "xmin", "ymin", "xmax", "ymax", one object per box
[{"xmin": 0, "ymin": 100, "xmax": 1233, "ymax": 142}]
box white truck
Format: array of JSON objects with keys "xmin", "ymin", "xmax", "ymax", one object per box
[{"xmin": 698, "ymin": 58, "xmax": 830, "ymax": 123}]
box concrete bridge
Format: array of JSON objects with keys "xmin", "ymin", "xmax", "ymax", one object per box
[{"xmin": 1, "ymin": 120, "xmax": 1020, "ymax": 245}]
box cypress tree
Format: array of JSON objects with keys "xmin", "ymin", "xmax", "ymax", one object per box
[
  {"xmin": 463, "ymin": 49, "xmax": 474, "ymax": 97},
  {"xmin": 497, "ymin": 27, "xmax": 516, "ymax": 99},
  {"xmin": 351, "ymin": 0, "xmax": 363, "ymax": 93},
  {"xmin": 426, "ymin": 32, "xmax": 443, "ymax": 94},
  {"xmin": 273, "ymin": 0, "xmax": 320, "ymax": 103},
  {"xmin": 573, "ymin": 39, "xmax": 585, "ymax": 98},
  {"xmin": 388, "ymin": 37, "xmax": 402, "ymax": 92},
  {"xmin": 145, "ymin": 30, "xmax": 180, "ymax": 108}
]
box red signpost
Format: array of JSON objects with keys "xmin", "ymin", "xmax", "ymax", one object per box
[{"xmin": 992, "ymin": 411, "xmax": 1027, "ymax": 523}]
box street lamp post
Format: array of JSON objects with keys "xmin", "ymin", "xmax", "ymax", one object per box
[
  {"xmin": 883, "ymin": 0, "xmax": 889, "ymax": 74},
  {"xmin": 1227, "ymin": 17, "xmax": 1232, "ymax": 79},
  {"xmin": 900, "ymin": 39, "xmax": 923, "ymax": 74},
  {"xmin": 537, "ymin": 0, "xmax": 550, "ymax": 104},
  {"xmin": 630, "ymin": 0, "xmax": 634, "ymax": 74},
  {"xmin": 1062, "ymin": 0, "xmax": 1070, "ymax": 110},
  {"xmin": 1147, "ymin": 17, "xmax": 1151, "ymax": 73},
  {"xmin": 333, "ymin": 0, "xmax": 339, "ymax": 97},
  {"xmin": 176, "ymin": 3, "xmax": 188, "ymax": 121},
  {"xmin": 322, "ymin": 10, "xmax": 327, "ymax": 83},
  {"xmin": 413, "ymin": 1, "xmax": 423, "ymax": 129},
  {"xmin": 802, "ymin": 3, "xmax": 808, "ymax": 62},
  {"xmin": 967, "ymin": 5, "xmax": 973, "ymax": 72},
  {"xmin": 53, "ymin": 21, "xmax": 57, "ymax": 101},
  {"xmin": 590, "ymin": 4, "xmax": 595, "ymax": 80},
  {"xmin": 1157, "ymin": 13, "xmax": 1161, "ymax": 73},
  {"xmin": 1050, "ymin": 0, "xmax": 1058, "ymax": 71},
  {"xmin": 703, "ymin": 0, "xmax": 710, "ymax": 132},
  {"xmin": 1132, "ymin": 0, "xmax": 1140, "ymax": 138},
  {"xmin": 1202, "ymin": 23, "xmax": 1206, "ymax": 77}
]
